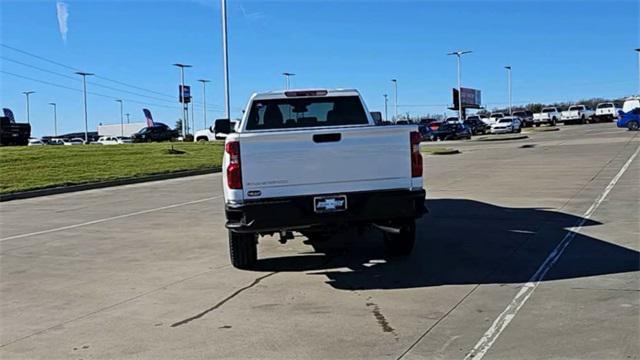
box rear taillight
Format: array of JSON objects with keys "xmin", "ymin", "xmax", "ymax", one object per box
[
  {"xmin": 410, "ymin": 131, "xmax": 423, "ymax": 177},
  {"xmin": 225, "ymin": 141, "xmax": 242, "ymax": 189}
]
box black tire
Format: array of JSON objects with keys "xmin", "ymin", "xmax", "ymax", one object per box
[
  {"xmin": 628, "ymin": 121, "xmax": 639, "ymax": 131},
  {"xmin": 550, "ymin": 118, "xmax": 557, "ymax": 126},
  {"xmin": 581, "ymin": 115, "xmax": 587, "ymax": 124},
  {"xmin": 535, "ymin": 123, "xmax": 541, "ymax": 127},
  {"xmin": 229, "ymin": 231, "xmax": 257, "ymax": 269},
  {"xmin": 383, "ymin": 219, "xmax": 416, "ymax": 256}
]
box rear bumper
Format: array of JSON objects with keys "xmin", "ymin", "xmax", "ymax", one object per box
[{"xmin": 225, "ymin": 189, "xmax": 427, "ymax": 233}]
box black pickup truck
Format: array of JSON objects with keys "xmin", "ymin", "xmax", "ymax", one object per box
[{"xmin": 0, "ymin": 108, "xmax": 31, "ymax": 146}]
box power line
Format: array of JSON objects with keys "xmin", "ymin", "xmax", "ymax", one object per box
[
  {"xmin": 1, "ymin": 70, "xmax": 224, "ymax": 114},
  {"xmin": 1, "ymin": 43, "xmax": 222, "ymax": 109}
]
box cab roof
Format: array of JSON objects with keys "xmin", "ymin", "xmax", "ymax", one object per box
[{"xmin": 252, "ymin": 88, "xmax": 360, "ymax": 100}]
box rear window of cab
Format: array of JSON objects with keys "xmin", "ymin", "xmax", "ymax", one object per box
[{"xmin": 245, "ymin": 96, "xmax": 368, "ymax": 130}]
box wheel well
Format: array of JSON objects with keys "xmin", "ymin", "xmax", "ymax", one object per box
[{"xmin": 196, "ymin": 136, "xmax": 209, "ymax": 142}]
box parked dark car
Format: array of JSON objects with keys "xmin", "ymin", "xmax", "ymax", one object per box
[
  {"xmin": 430, "ymin": 123, "xmax": 472, "ymax": 141},
  {"xmin": 131, "ymin": 123, "xmax": 179, "ymax": 142},
  {"xmin": 512, "ymin": 110, "xmax": 534, "ymax": 127},
  {"xmin": 463, "ymin": 118, "xmax": 489, "ymax": 135},
  {"xmin": 0, "ymin": 108, "xmax": 31, "ymax": 146},
  {"xmin": 417, "ymin": 124, "xmax": 433, "ymax": 141},
  {"xmin": 428, "ymin": 121, "xmax": 443, "ymax": 131}
]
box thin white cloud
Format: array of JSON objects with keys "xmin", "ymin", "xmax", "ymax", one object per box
[
  {"xmin": 56, "ymin": 2, "xmax": 69, "ymax": 43},
  {"xmin": 239, "ymin": 4, "xmax": 266, "ymax": 22}
]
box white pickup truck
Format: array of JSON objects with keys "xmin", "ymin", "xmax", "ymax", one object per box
[
  {"xmin": 215, "ymin": 89, "xmax": 426, "ymax": 268},
  {"xmin": 561, "ymin": 105, "xmax": 595, "ymax": 124},
  {"xmin": 533, "ymin": 107, "xmax": 560, "ymax": 126},
  {"xmin": 593, "ymin": 102, "xmax": 621, "ymax": 122}
]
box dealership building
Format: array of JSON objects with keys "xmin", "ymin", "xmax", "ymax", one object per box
[{"xmin": 97, "ymin": 122, "xmax": 147, "ymax": 137}]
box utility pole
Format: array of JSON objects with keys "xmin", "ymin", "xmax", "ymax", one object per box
[
  {"xmin": 282, "ymin": 72, "xmax": 295, "ymax": 90},
  {"xmin": 48, "ymin": 102, "xmax": 57, "ymax": 136},
  {"xmin": 115, "ymin": 99, "xmax": 124, "ymax": 136},
  {"xmin": 198, "ymin": 79, "xmax": 210, "ymax": 129},
  {"xmin": 22, "ymin": 91, "xmax": 35, "ymax": 124},
  {"xmin": 383, "ymin": 94, "xmax": 388, "ymax": 121},
  {"xmin": 505, "ymin": 66, "xmax": 512, "ymax": 115},
  {"xmin": 125, "ymin": 113, "xmax": 130, "ymax": 124},
  {"xmin": 447, "ymin": 50, "xmax": 472, "ymax": 121},
  {"xmin": 391, "ymin": 79, "xmax": 398, "ymax": 121},
  {"xmin": 173, "ymin": 63, "xmax": 192, "ymax": 138},
  {"xmin": 221, "ymin": 0, "xmax": 231, "ymax": 120},
  {"xmin": 75, "ymin": 72, "xmax": 94, "ymax": 143}
]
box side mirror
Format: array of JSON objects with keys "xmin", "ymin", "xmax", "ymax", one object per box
[
  {"xmin": 214, "ymin": 118, "xmax": 231, "ymax": 140},
  {"xmin": 370, "ymin": 111, "xmax": 382, "ymax": 124}
]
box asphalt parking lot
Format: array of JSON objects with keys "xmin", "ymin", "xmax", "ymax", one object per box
[{"xmin": 1, "ymin": 123, "xmax": 638, "ymax": 359}]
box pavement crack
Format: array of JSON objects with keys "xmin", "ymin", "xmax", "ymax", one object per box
[
  {"xmin": 365, "ymin": 301, "xmax": 398, "ymax": 340},
  {"xmin": 171, "ymin": 272, "xmax": 276, "ymax": 327}
]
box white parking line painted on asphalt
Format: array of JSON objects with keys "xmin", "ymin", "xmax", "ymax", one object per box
[
  {"xmin": 0, "ymin": 196, "xmax": 222, "ymax": 242},
  {"xmin": 464, "ymin": 144, "xmax": 640, "ymax": 360}
]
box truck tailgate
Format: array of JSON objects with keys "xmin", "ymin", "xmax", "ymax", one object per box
[{"xmin": 239, "ymin": 126, "xmax": 413, "ymax": 199}]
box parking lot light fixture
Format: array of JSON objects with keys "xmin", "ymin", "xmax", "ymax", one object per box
[
  {"xmin": 115, "ymin": 100, "xmax": 124, "ymax": 137},
  {"xmin": 447, "ymin": 50, "xmax": 472, "ymax": 121},
  {"xmin": 505, "ymin": 66, "xmax": 512, "ymax": 115},
  {"xmin": 48, "ymin": 102, "xmax": 57, "ymax": 136},
  {"xmin": 221, "ymin": 0, "xmax": 231, "ymax": 120},
  {"xmin": 173, "ymin": 63, "xmax": 192, "ymax": 137},
  {"xmin": 635, "ymin": 48, "xmax": 640, "ymax": 95},
  {"xmin": 22, "ymin": 91, "xmax": 35, "ymax": 124},
  {"xmin": 198, "ymin": 79, "xmax": 211, "ymax": 130},
  {"xmin": 391, "ymin": 79, "xmax": 398, "ymax": 122},
  {"xmin": 282, "ymin": 72, "xmax": 295, "ymax": 90},
  {"xmin": 383, "ymin": 94, "xmax": 388, "ymax": 121},
  {"xmin": 75, "ymin": 72, "xmax": 94, "ymax": 143}
]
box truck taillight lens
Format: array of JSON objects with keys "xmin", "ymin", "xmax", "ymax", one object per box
[
  {"xmin": 225, "ymin": 141, "xmax": 242, "ymax": 189},
  {"xmin": 410, "ymin": 131, "xmax": 423, "ymax": 177}
]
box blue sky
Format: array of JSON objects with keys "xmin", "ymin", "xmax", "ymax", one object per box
[{"xmin": 1, "ymin": 0, "xmax": 638, "ymax": 136}]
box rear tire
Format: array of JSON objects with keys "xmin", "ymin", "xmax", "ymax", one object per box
[
  {"xmin": 628, "ymin": 121, "xmax": 639, "ymax": 131},
  {"xmin": 550, "ymin": 118, "xmax": 557, "ymax": 126},
  {"xmin": 383, "ymin": 219, "xmax": 416, "ymax": 256},
  {"xmin": 229, "ymin": 231, "xmax": 257, "ymax": 269}
]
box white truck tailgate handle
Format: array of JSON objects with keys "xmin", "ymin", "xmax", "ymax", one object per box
[{"xmin": 313, "ymin": 133, "xmax": 341, "ymax": 143}]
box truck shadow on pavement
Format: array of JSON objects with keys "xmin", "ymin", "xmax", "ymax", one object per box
[{"xmin": 253, "ymin": 199, "xmax": 640, "ymax": 290}]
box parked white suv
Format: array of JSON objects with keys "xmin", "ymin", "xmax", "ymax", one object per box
[
  {"xmin": 215, "ymin": 89, "xmax": 426, "ymax": 268},
  {"xmin": 561, "ymin": 105, "xmax": 594, "ymax": 124},
  {"xmin": 594, "ymin": 102, "xmax": 621, "ymax": 122},
  {"xmin": 533, "ymin": 107, "xmax": 560, "ymax": 126}
]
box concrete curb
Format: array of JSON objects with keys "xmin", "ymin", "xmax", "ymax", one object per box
[
  {"xmin": 524, "ymin": 127, "xmax": 560, "ymax": 133},
  {"xmin": 430, "ymin": 149, "xmax": 461, "ymax": 155},
  {"xmin": 0, "ymin": 168, "xmax": 220, "ymax": 202},
  {"xmin": 474, "ymin": 135, "xmax": 529, "ymax": 142}
]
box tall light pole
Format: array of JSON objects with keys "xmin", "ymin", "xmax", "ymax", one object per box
[
  {"xmin": 447, "ymin": 50, "xmax": 472, "ymax": 121},
  {"xmin": 221, "ymin": 0, "xmax": 231, "ymax": 120},
  {"xmin": 125, "ymin": 113, "xmax": 130, "ymax": 124},
  {"xmin": 48, "ymin": 102, "xmax": 57, "ymax": 136},
  {"xmin": 391, "ymin": 79, "xmax": 398, "ymax": 121},
  {"xmin": 198, "ymin": 79, "xmax": 210, "ymax": 129},
  {"xmin": 383, "ymin": 94, "xmax": 388, "ymax": 121},
  {"xmin": 173, "ymin": 63, "xmax": 192, "ymax": 137},
  {"xmin": 635, "ymin": 48, "xmax": 640, "ymax": 95},
  {"xmin": 191, "ymin": 102, "xmax": 195, "ymax": 134},
  {"xmin": 22, "ymin": 91, "xmax": 35, "ymax": 124},
  {"xmin": 282, "ymin": 72, "xmax": 295, "ymax": 90},
  {"xmin": 505, "ymin": 66, "xmax": 512, "ymax": 115},
  {"xmin": 115, "ymin": 100, "xmax": 124, "ymax": 136},
  {"xmin": 75, "ymin": 72, "xmax": 94, "ymax": 143}
]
